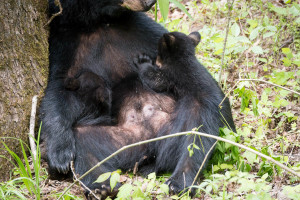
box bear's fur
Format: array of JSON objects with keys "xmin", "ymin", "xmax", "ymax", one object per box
[
  {"xmin": 40, "ymin": 0, "xmax": 235, "ymax": 197},
  {"xmin": 134, "ymin": 31, "xmax": 236, "ymax": 193}
]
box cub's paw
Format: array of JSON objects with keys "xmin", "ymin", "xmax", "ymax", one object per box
[
  {"xmin": 166, "ymin": 178, "xmax": 184, "ymax": 195},
  {"xmin": 166, "ymin": 177, "xmax": 196, "ymax": 196},
  {"xmin": 133, "ymin": 54, "xmax": 154, "ymax": 70},
  {"xmin": 86, "ymin": 183, "xmax": 120, "ymax": 200},
  {"xmin": 47, "ymin": 137, "xmax": 75, "ymax": 175}
]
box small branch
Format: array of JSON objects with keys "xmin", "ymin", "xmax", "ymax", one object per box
[
  {"xmin": 70, "ymin": 161, "xmax": 100, "ymax": 200},
  {"xmin": 239, "ymin": 79, "xmax": 300, "ymax": 96},
  {"xmin": 219, "ymin": 78, "xmax": 300, "ymax": 108},
  {"xmin": 279, "ymin": 37, "xmax": 294, "ymax": 49},
  {"xmin": 45, "ymin": 0, "xmax": 63, "ymax": 26},
  {"xmin": 218, "ymin": 0, "xmax": 235, "ymax": 87},
  {"xmin": 57, "ymin": 131, "xmax": 300, "ymax": 200},
  {"xmin": 189, "ymin": 141, "xmax": 218, "ymax": 192},
  {"xmin": 29, "ymin": 95, "xmax": 38, "ymax": 158}
]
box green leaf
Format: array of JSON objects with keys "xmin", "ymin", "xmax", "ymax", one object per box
[
  {"xmin": 169, "ymin": 0, "xmax": 192, "ymax": 19},
  {"xmin": 283, "ymin": 184, "xmax": 300, "ymax": 199},
  {"xmin": 247, "ymin": 19, "xmax": 258, "ymax": 29},
  {"xmin": 263, "ymin": 16, "xmax": 270, "ymax": 26},
  {"xmin": 282, "ymin": 48, "xmax": 293, "ymax": 59},
  {"xmin": 94, "ymin": 172, "xmax": 111, "ymax": 183},
  {"xmin": 258, "ymin": 58, "xmax": 268, "ymax": 63},
  {"xmin": 282, "ymin": 48, "xmax": 291, "ymax": 54},
  {"xmin": 252, "ymin": 46, "xmax": 264, "ymax": 54},
  {"xmin": 270, "ymin": 71, "xmax": 294, "ymax": 85},
  {"xmin": 263, "ymin": 32, "xmax": 275, "ymax": 39},
  {"xmin": 110, "ymin": 172, "xmax": 120, "ymax": 191},
  {"xmin": 214, "ymin": 48, "xmax": 223, "ymax": 55},
  {"xmin": 261, "ymin": 173, "xmax": 269, "ymax": 181},
  {"xmin": 220, "ymin": 163, "xmax": 233, "ymax": 170},
  {"xmin": 289, "ymin": 5, "xmax": 300, "ymax": 16},
  {"xmin": 237, "ymin": 36, "xmax": 251, "ymax": 44},
  {"xmin": 159, "ymin": 184, "xmax": 169, "ymax": 194},
  {"xmin": 231, "ymin": 146, "xmax": 240, "ymax": 160},
  {"xmin": 252, "ymin": 97, "xmax": 259, "ymax": 116},
  {"xmin": 282, "ymin": 57, "xmax": 292, "ymax": 67},
  {"xmin": 231, "ymin": 23, "xmax": 240, "ymax": 37},
  {"xmin": 293, "ymin": 60, "xmax": 300, "ymax": 67},
  {"xmin": 188, "ymin": 148, "xmax": 194, "ymax": 157},
  {"xmin": 243, "ymin": 151, "xmax": 257, "ymax": 165},
  {"xmin": 158, "ymin": 0, "xmax": 169, "ymax": 21},
  {"xmin": 146, "ymin": 180, "xmax": 156, "ymax": 192},
  {"xmin": 117, "ymin": 184, "xmax": 133, "ymax": 198},
  {"xmin": 132, "ymin": 188, "xmax": 145, "ymax": 199},
  {"xmin": 193, "ymin": 143, "xmax": 201, "ymax": 150},
  {"xmin": 214, "ymin": 37, "xmax": 224, "ymax": 43},
  {"xmin": 265, "ymin": 26, "xmax": 277, "ymax": 32},
  {"xmin": 271, "ymin": 6, "xmax": 287, "ymax": 15},
  {"xmin": 147, "ymin": 172, "xmax": 156, "ymax": 180},
  {"xmin": 249, "ymin": 27, "xmax": 261, "ymax": 40}
]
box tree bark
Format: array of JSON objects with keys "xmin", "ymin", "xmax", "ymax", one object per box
[{"xmin": 0, "ymin": 0, "xmax": 48, "ymax": 181}]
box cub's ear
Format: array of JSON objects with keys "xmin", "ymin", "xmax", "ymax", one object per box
[
  {"xmin": 188, "ymin": 32, "xmax": 201, "ymax": 47},
  {"xmin": 163, "ymin": 33, "xmax": 176, "ymax": 48}
]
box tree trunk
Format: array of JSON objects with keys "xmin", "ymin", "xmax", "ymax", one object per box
[{"xmin": 0, "ymin": 0, "xmax": 48, "ymax": 181}]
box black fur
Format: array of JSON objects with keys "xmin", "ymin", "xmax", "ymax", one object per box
[
  {"xmin": 134, "ymin": 31, "xmax": 236, "ymax": 193},
  {"xmin": 41, "ymin": 0, "xmax": 166, "ymax": 175},
  {"xmin": 64, "ymin": 70, "xmax": 112, "ymax": 124},
  {"xmin": 40, "ymin": 0, "xmax": 235, "ymax": 197}
]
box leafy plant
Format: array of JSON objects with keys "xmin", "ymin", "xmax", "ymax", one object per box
[
  {"xmin": 0, "ymin": 123, "xmax": 43, "ymax": 199},
  {"xmin": 116, "ymin": 173, "xmax": 169, "ymax": 200},
  {"xmin": 156, "ymin": 0, "xmax": 192, "ymax": 22}
]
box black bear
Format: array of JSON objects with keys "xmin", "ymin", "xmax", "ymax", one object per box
[
  {"xmin": 41, "ymin": 0, "xmax": 165, "ymax": 175},
  {"xmin": 40, "ymin": 0, "xmax": 235, "ymax": 197}
]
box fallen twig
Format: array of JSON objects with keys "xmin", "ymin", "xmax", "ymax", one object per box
[
  {"xmin": 218, "ymin": 0, "xmax": 235, "ymax": 87},
  {"xmin": 45, "ymin": 0, "xmax": 63, "ymax": 26},
  {"xmin": 29, "ymin": 95, "xmax": 38, "ymax": 158},
  {"xmin": 219, "ymin": 78, "xmax": 300, "ymax": 108},
  {"xmin": 70, "ymin": 161, "xmax": 100, "ymax": 200},
  {"xmin": 189, "ymin": 141, "xmax": 218, "ymax": 192}
]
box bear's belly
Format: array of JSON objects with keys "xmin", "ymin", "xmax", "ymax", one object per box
[{"xmin": 117, "ymin": 90, "xmax": 175, "ymax": 141}]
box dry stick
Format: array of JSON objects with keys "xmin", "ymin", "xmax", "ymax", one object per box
[
  {"xmin": 239, "ymin": 79, "xmax": 300, "ymax": 96},
  {"xmin": 218, "ymin": 0, "xmax": 235, "ymax": 88},
  {"xmin": 29, "ymin": 95, "xmax": 38, "ymax": 158},
  {"xmin": 45, "ymin": 0, "xmax": 63, "ymax": 26},
  {"xmin": 189, "ymin": 141, "xmax": 218, "ymax": 193},
  {"xmin": 219, "ymin": 78, "xmax": 300, "ymax": 108},
  {"xmin": 57, "ymin": 131, "xmax": 300, "ymax": 200},
  {"xmin": 70, "ymin": 161, "xmax": 100, "ymax": 200}
]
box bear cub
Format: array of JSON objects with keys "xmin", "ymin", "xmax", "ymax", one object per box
[
  {"xmin": 134, "ymin": 31, "xmax": 236, "ymax": 194},
  {"xmin": 135, "ymin": 31, "xmax": 204, "ymax": 99},
  {"xmin": 64, "ymin": 70, "xmax": 112, "ymax": 124}
]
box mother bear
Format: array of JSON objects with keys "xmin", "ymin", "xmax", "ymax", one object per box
[{"xmin": 40, "ymin": 0, "xmax": 235, "ymax": 196}]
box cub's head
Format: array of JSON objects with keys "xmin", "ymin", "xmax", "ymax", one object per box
[{"xmin": 156, "ymin": 32, "xmax": 201, "ymax": 67}]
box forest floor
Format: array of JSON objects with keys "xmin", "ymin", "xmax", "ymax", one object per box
[{"xmin": 1, "ymin": 0, "xmax": 299, "ymax": 199}]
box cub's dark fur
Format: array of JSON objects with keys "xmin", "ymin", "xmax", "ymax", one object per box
[{"xmin": 134, "ymin": 31, "xmax": 236, "ymax": 193}]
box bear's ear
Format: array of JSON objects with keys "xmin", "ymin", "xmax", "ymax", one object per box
[
  {"xmin": 161, "ymin": 33, "xmax": 176, "ymax": 49},
  {"xmin": 188, "ymin": 32, "xmax": 201, "ymax": 47}
]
